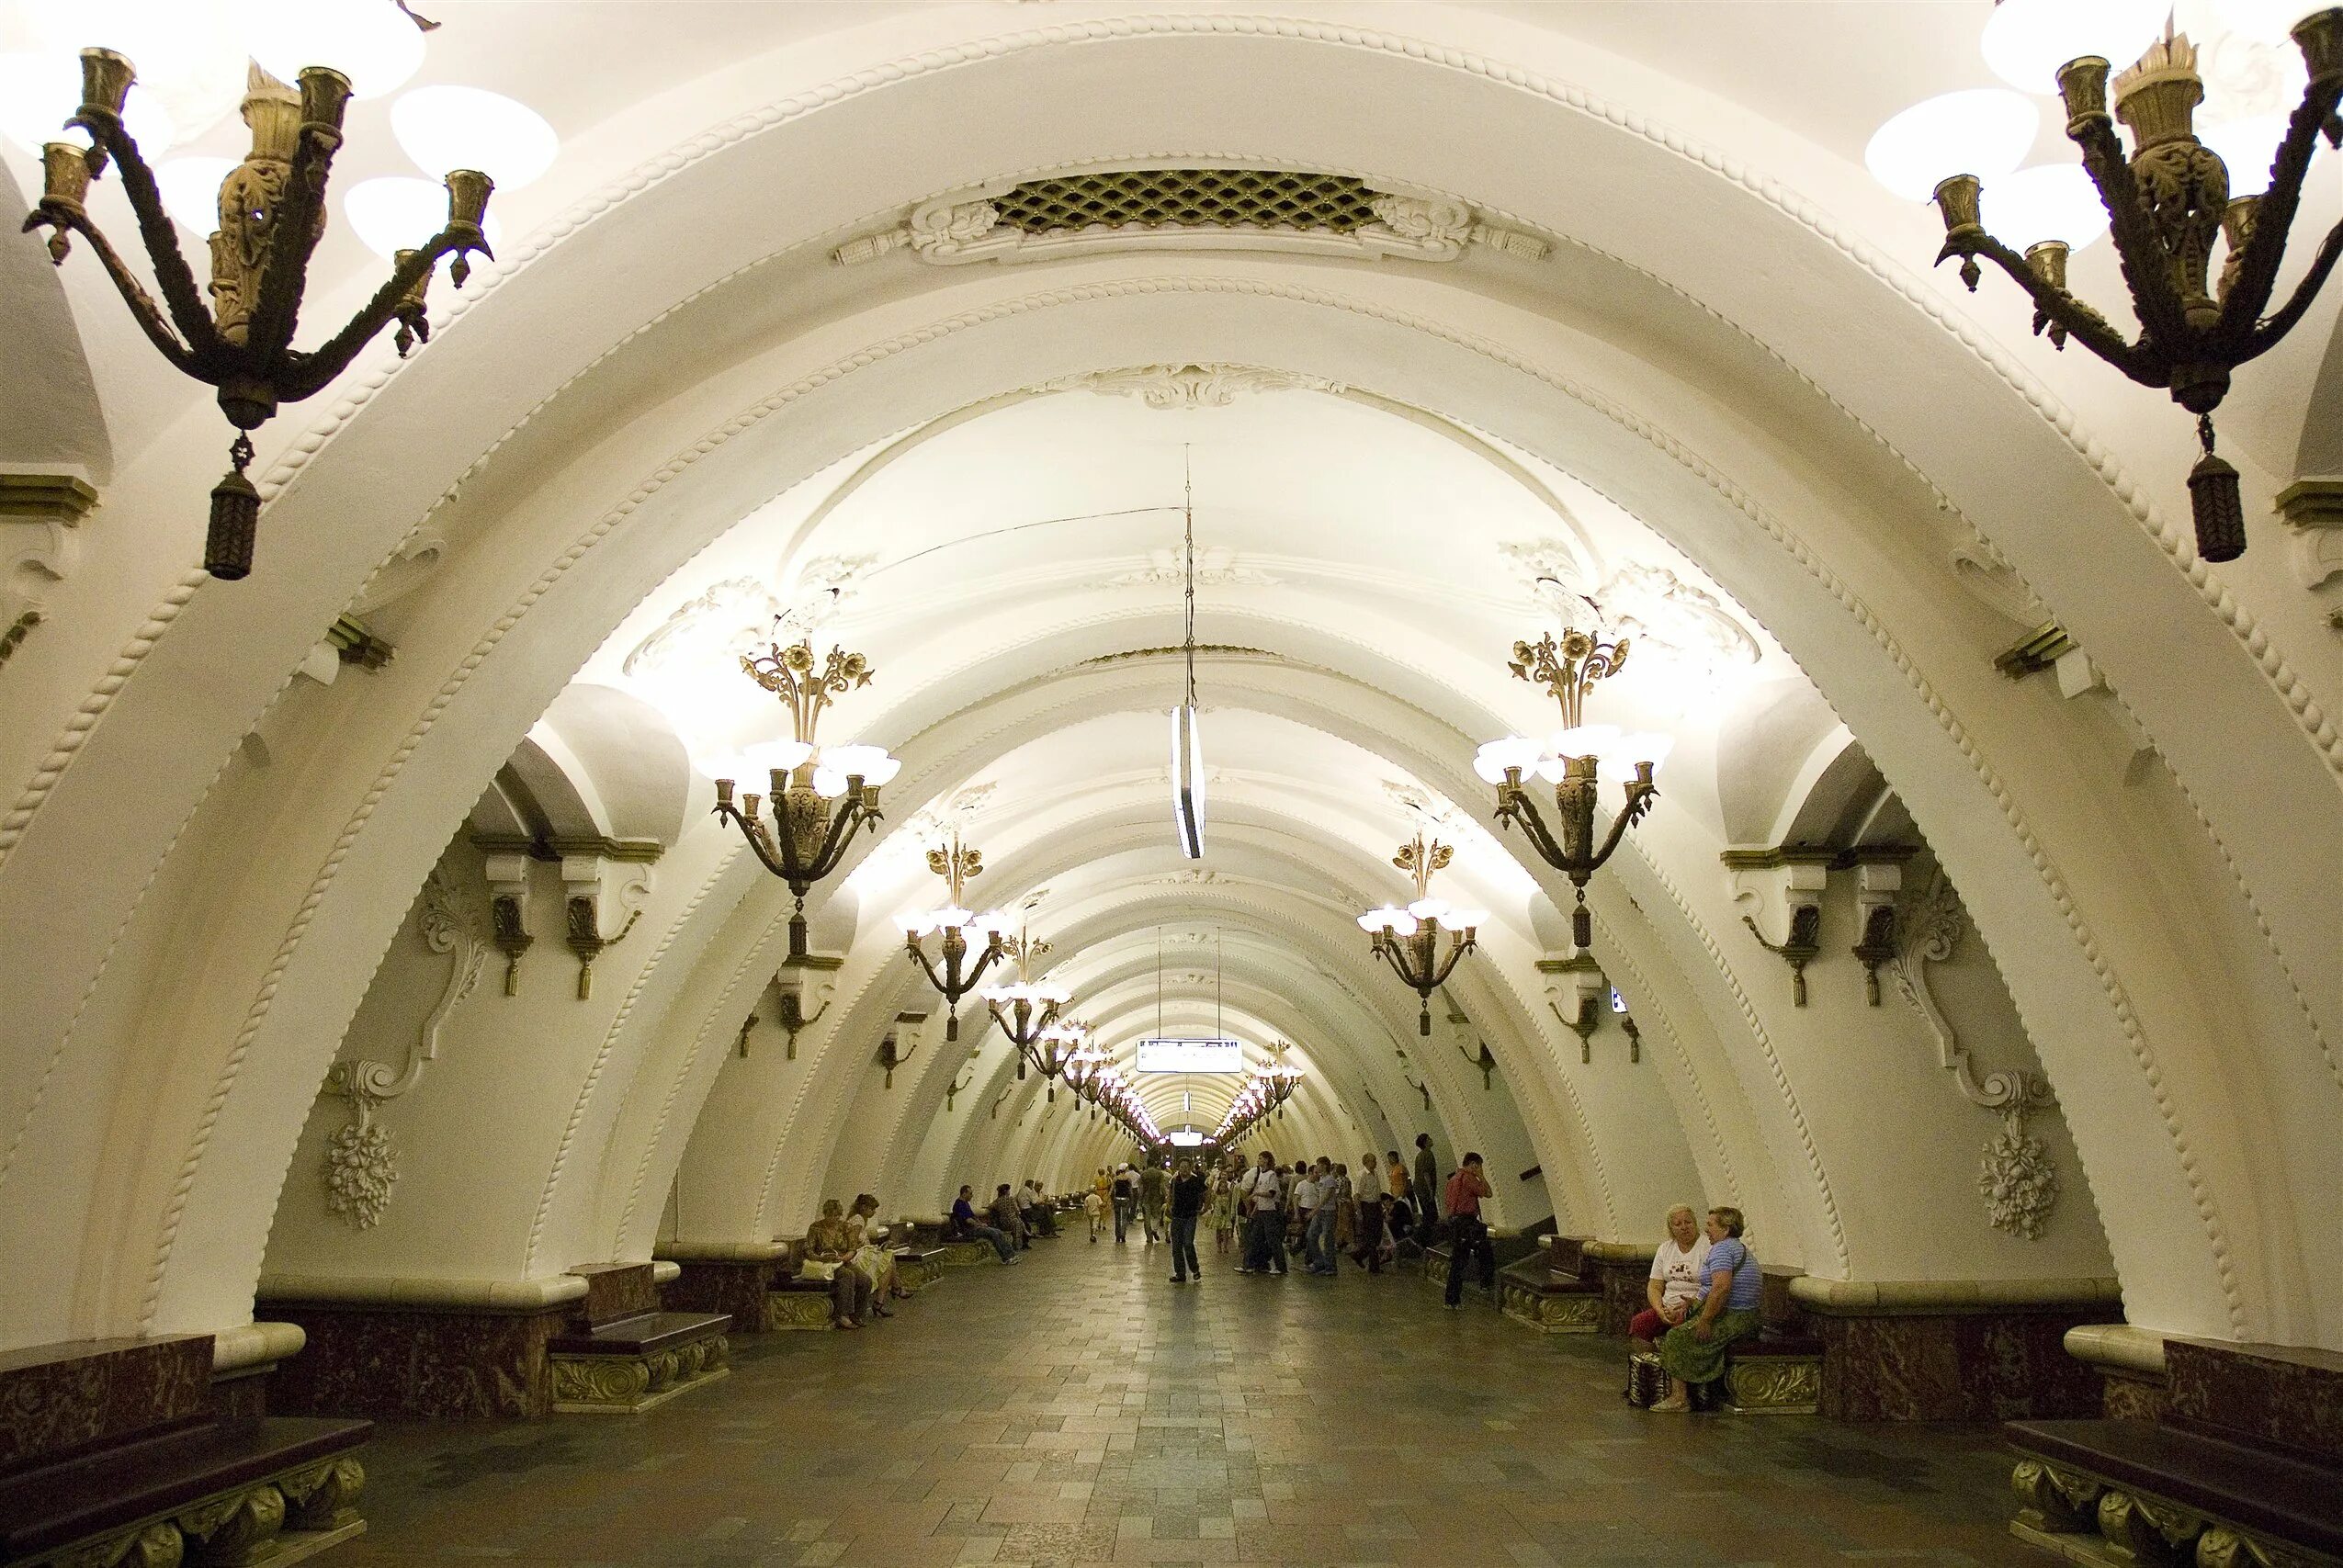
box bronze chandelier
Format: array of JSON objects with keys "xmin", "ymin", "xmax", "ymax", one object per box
[
  {"xmin": 22, "ymin": 51, "xmax": 493, "ymax": 580},
  {"xmin": 1931, "ymin": 13, "xmax": 2343, "ymax": 562}
]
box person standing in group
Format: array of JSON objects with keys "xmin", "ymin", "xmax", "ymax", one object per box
[
  {"xmin": 989, "ymin": 1182, "xmax": 1029, "ymax": 1251},
  {"xmin": 1111, "ymin": 1164, "xmax": 1137, "ymax": 1244},
  {"xmin": 1237, "ymin": 1150, "xmax": 1287, "ymax": 1275},
  {"xmin": 1289, "ymin": 1159, "xmax": 1322, "ymax": 1274},
  {"xmin": 1441, "ymin": 1153, "xmax": 1495, "ymax": 1307},
  {"xmin": 1351, "ymin": 1184, "xmax": 1388, "ymax": 1272},
  {"xmin": 1412, "ymin": 1134, "xmax": 1443, "ymax": 1235},
  {"xmin": 1384, "ymin": 1151, "xmax": 1412, "ymax": 1246},
  {"xmin": 1168, "ymin": 1157, "xmax": 1206, "ymax": 1283},
  {"xmin": 1138, "ymin": 1156, "xmax": 1169, "ymax": 1245},
  {"xmin": 1303, "ymin": 1157, "xmax": 1341, "ymax": 1275},
  {"xmin": 1210, "ymin": 1163, "xmax": 1238, "ymax": 1255}
]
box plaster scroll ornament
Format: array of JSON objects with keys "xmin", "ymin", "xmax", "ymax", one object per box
[
  {"xmin": 349, "ymin": 527, "xmax": 448, "ymax": 615},
  {"xmin": 1500, "ymin": 541, "xmax": 1760, "ymax": 681},
  {"xmin": 1103, "ymin": 545, "xmax": 1278, "ymax": 589},
  {"xmin": 621, "ymin": 577, "xmax": 784, "ymax": 680},
  {"xmin": 771, "ymin": 553, "xmax": 879, "ymax": 637},
  {"xmin": 1948, "ymin": 534, "xmax": 2050, "ymax": 629},
  {"xmin": 1891, "ymin": 867, "xmax": 2061, "ymax": 1238},
  {"xmin": 321, "ymin": 863, "xmax": 487, "ymax": 1227},
  {"xmin": 1035, "ymin": 363, "xmax": 1346, "ymax": 411}
]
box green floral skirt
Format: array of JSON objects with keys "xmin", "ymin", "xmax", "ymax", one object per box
[{"xmin": 1658, "ymin": 1307, "xmax": 1761, "ymax": 1385}]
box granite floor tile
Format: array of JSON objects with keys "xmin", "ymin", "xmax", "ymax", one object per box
[{"xmin": 336, "ymin": 1235, "xmax": 2043, "ymax": 1567}]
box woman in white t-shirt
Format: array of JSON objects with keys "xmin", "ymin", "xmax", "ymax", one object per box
[{"xmin": 1628, "ymin": 1204, "xmax": 1712, "ymax": 1351}]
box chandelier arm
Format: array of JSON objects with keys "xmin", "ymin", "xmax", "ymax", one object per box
[
  {"xmin": 716, "ymin": 807, "xmax": 797, "ymax": 883},
  {"xmin": 805, "ymin": 800, "xmax": 870, "ymax": 882},
  {"xmin": 25, "ymin": 207, "xmax": 203, "ymax": 375},
  {"xmin": 1582, "ymin": 788, "xmax": 1656, "ymax": 874},
  {"xmin": 1956, "ymin": 232, "xmax": 2155, "ymax": 376},
  {"xmin": 281, "ymin": 237, "xmax": 464, "ymax": 400},
  {"xmin": 242, "ymin": 129, "xmax": 339, "ymax": 367},
  {"xmin": 2243, "ymin": 213, "xmax": 2343, "ymax": 357},
  {"xmin": 68, "ymin": 119, "xmax": 223, "ymax": 360},
  {"xmin": 2070, "ymin": 115, "xmax": 2193, "ymax": 355},
  {"xmin": 1428, "ymin": 938, "xmax": 1475, "ymax": 989},
  {"xmin": 906, "ymin": 942, "xmax": 949, "ymax": 994},
  {"xmin": 1500, "ymin": 792, "xmax": 1575, "ymax": 876},
  {"xmin": 2218, "ymin": 80, "xmax": 2343, "ymax": 344}
]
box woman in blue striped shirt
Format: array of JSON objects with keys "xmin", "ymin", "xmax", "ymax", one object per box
[{"xmin": 1653, "ymin": 1206, "xmax": 1762, "ymax": 1411}]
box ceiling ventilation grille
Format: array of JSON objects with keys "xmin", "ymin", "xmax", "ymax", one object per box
[{"xmin": 992, "ymin": 169, "xmax": 1380, "ymax": 236}]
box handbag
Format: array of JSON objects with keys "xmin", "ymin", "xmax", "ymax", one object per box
[
  {"xmin": 799, "ymin": 1259, "xmax": 839, "ymax": 1282},
  {"xmin": 1624, "ymin": 1352, "xmax": 1670, "ymax": 1409}
]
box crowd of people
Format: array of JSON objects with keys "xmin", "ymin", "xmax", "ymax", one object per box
[{"xmin": 1070, "ymin": 1133, "xmax": 1507, "ymax": 1298}]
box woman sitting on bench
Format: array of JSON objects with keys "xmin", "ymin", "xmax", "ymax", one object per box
[
  {"xmin": 1652, "ymin": 1206, "xmax": 1760, "ymax": 1413},
  {"xmin": 805, "ymin": 1199, "xmax": 877, "ymax": 1330},
  {"xmin": 849, "ymin": 1193, "xmax": 906, "ymax": 1303}
]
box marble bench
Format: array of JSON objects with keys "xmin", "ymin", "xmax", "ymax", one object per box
[
  {"xmin": 548, "ymin": 1311, "xmax": 730, "ymax": 1414},
  {"xmin": 548, "ymin": 1263, "xmax": 728, "ymax": 1412},
  {"xmin": 0, "ymin": 1414, "xmax": 371, "ymax": 1568},
  {"xmin": 1498, "ymin": 1257, "xmax": 1603, "ymax": 1333},
  {"xmin": 2006, "ymin": 1417, "xmax": 2343, "ymax": 1567},
  {"xmin": 1720, "ymin": 1329, "xmax": 1824, "ymax": 1415},
  {"xmin": 893, "ymin": 1247, "xmax": 946, "ymax": 1292}
]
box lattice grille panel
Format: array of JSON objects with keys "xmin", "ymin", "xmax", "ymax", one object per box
[{"xmin": 994, "ymin": 169, "xmax": 1379, "ymax": 235}]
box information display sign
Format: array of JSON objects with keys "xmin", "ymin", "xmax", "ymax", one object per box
[{"xmin": 1134, "ymin": 1037, "xmax": 1243, "ymax": 1074}]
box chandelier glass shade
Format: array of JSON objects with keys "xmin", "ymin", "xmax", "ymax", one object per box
[
  {"xmin": 978, "ymin": 923, "xmax": 1073, "ymax": 1090},
  {"xmin": 1478, "ymin": 629, "xmax": 1661, "ymax": 953},
  {"xmin": 711, "ymin": 637, "xmax": 899, "ymax": 959},
  {"xmin": 21, "ymin": 50, "xmax": 493, "ymax": 580},
  {"xmin": 1212, "ymin": 1046, "xmax": 1302, "ymax": 1143},
  {"xmin": 897, "ymin": 831, "xmax": 1011, "ymax": 1041},
  {"xmin": 1929, "ymin": 11, "xmax": 2343, "ymax": 562},
  {"xmin": 1360, "ymin": 832, "xmax": 1485, "ymax": 1036}
]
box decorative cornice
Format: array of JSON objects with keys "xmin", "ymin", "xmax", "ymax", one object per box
[
  {"xmin": 1788, "ymin": 1274, "xmax": 2121, "ymax": 1316},
  {"xmin": 255, "ymin": 1272, "xmax": 590, "ymax": 1311},
  {"xmin": 469, "ymin": 833, "xmax": 665, "ymax": 864},
  {"xmin": 1994, "ymin": 621, "xmax": 2079, "ymax": 679},
  {"xmin": 0, "ymin": 472, "xmax": 100, "ymax": 524}
]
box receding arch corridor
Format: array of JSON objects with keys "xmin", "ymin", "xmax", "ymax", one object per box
[{"xmin": 329, "ymin": 1242, "xmax": 2033, "ymax": 1568}]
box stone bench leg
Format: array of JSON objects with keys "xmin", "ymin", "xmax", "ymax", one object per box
[{"xmin": 1723, "ymin": 1355, "xmax": 1821, "ymax": 1415}]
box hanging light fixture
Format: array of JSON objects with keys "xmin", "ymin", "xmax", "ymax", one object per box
[
  {"xmin": 897, "ymin": 829, "xmax": 1012, "ymax": 1041},
  {"xmin": 1170, "ymin": 452, "xmax": 1206, "ymax": 859},
  {"xmin": 978, "ymin": 919, "xmax": 1073, "ymax": 1091},
  {"xmin": 1927, "ymin": 11, "xmax": 2343, "ymax": 562},
  {"xmin": 1359, "ymin": 831, "xmax": 1487, "ymax": 1036},
  {"xmin": 21, "ymin": 51, "xmax": 492, "ymax": 579},
  {"xmin": 711, "ymin": 636, "xmax": 900, "ymax": 959},
  {"xmin": 1476, "ymin": 629, "xmax": 1665, "ymax": 952}
]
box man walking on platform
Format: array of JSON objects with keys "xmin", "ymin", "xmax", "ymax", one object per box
[
  {"xmin": 1237, "ymin": 1151, "xmax": 1287, "ymax": 1275},
  {"xmin": 1412, "ymin": 1133, "xmax": 1442, "ymax": 1236},
  {"xmin": 1442, "ymin": 1153, "xmax": 1495, "ymax": 1308},
  {"xmin": 1168, "ymin": 1158, "xmax": 1206, "ymax": 1283}
]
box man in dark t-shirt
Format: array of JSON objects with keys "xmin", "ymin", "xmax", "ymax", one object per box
[{"xmin": 1167, "ymin": 1159, "xmax": 1207, "ymax": 1283}]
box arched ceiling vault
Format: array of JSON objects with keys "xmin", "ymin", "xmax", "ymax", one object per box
[{"xmin": 2, "ymin": 7, "xmax": 2338, "ymax": 1361}]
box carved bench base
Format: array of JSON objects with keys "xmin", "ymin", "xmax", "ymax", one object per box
[
  {"xmin": 2007, "ymin": 1457, "xmax": 2340, "ymax": 1568},
  {"xmin": 1724, "ymin": 1353, "xmax": 1822, "ymax": 1416},
  {"xmin": 17, "ymin": 1456, "xmax": 368, "ymax": 1568},
  {"xmin": 1499, "ymin": 1279, "xmax": 1601, "ymax": 1334},
  {"xmin": 762, "ymin": 1287, "xmax": 836, "ymax": 1332},
  {"xmin": 549, "ymin": 1335, "xmax": 729, "ymax": 1415},
  {"xmin": 939, "ymin": 1241, "xmax": 994, "ymax": 1269},
  {"xmin": 895, "ymin": 1254, "xmax": 945, "ymax": 1292}
]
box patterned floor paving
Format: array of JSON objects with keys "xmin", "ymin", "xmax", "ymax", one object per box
[{"xmin": 330, "ymin": 1232, "xmax": 2043, "ymax": 1567}]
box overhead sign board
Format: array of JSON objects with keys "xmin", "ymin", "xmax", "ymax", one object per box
[
  {"xmin": 1135, "ymin": 1037, "xmax": 1242, "ymax": 1074},
  {"xmin": 1165, "ymin": 1129, "xmax": 1205, "ymax": 1146}
]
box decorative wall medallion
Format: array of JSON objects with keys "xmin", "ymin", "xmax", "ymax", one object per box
[
  {"xmin": 321, "ymin": 864, "xmax": 485, "ymax": 1227},
  {"xmin": 835, "ymin": 170, "xmax": 1547, "ymax": 267},
  {"xmin": 323, "ymin": 1120, "xmax": 398, "ymax": 1230},
  {"xmin": 1035, "ymin": 363, "xmax": 1343, "ymax": 411},
  {"xmin": 1102, "ymin": 544, "xmax": 1278, "ymax": 588},
  {"xmin": 1979, "ymin": 1107, "xmax": 2060, "ymax": 1241}
]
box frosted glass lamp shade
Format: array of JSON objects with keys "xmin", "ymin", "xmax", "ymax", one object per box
[
  {"xmin": 246, "ymin": 0, "xmax": 427, "ymax": 99},
  {"xmin": 391, "ymin": 85, "xmax": 558, "ymax": 189},
  {"xmin": 1442, "ymin": 907, "xmax": 1488, "ymax": 931},
  {"xmin": 1985, "ymin": 163, "xmax": 2111, "ymax": 249},
  {"xmin": 821, "ymin": 743, "xmax": 899, "ymax": 784},
  {"xmin": 344, "ymin": 175, "xmax": 504, "ymax": 260},
  {"xmin": 742, "ymin": 738, "xmax": 815, "ymax": 775},
  {"xmin": 1981, "ymin": 0, "xmax": 2169, "ymax": 93},
  {"xmin": 1865, "ymin": 89, "xmax": 2041, "ymax": 202}
]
